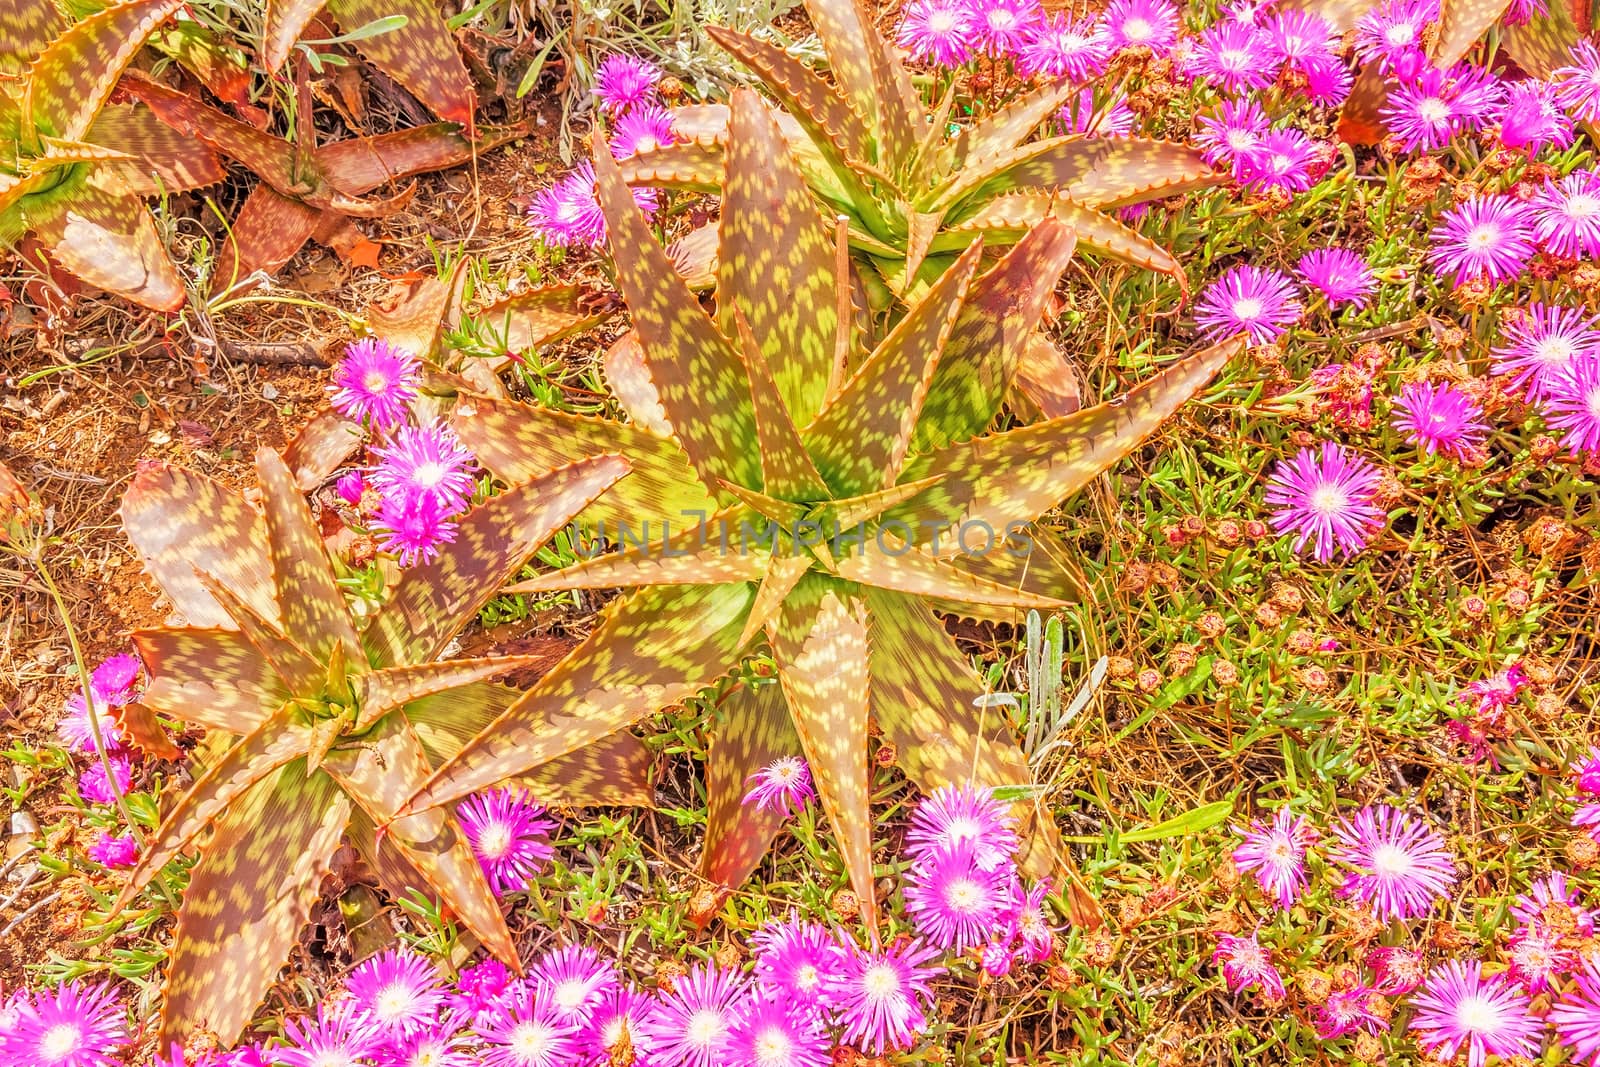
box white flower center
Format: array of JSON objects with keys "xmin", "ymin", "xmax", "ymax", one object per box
[
  {"xmin": 1267, "ymin": 837, "xmax": 1297, "ymax": 863},
  {"xmin": 635, "ymin": 135, "xmax": 660, "ymax": 153},
  {"xmin": 1124, "ymin": 16, "xmax": 1153, "ymax": 40},
  {"xmin": 862, "ymin": 964, "xmax": 902, "ymax": 1000},
  {"xmin": 511, "ymin": 1020, "xmax": 559, "ymax": 1058},
  {"xmin": 753, "ymin": 1027, "xmax": 795, "ymax": 1067},
  {"xmin": 40, "ymin": 1024, "xmax": 82, "ymax": 1060},
  {"xmin": 1370, "ymin": 842, "xmax": 1415, "ymax": 878},
  {"xmin": 413, "ymin": 461, "xmax": 448, "ymax": 488},
  {"xmin": 1226, "ymin": 130, "xmax": 1258, "ymax": 151},
  {"xmin": 363, "ymin": 370, "xmax": 391, "ymax": 393},
  {"xmin": 1453, "ymin": 993, "xmax": 1503, "ymax": 1033},
  {"xmin": 928, "ymin": 10, "xmax": 957, "ymax": 33},
  {"xmin": 1534, "ymin": 336, "xmax": 1577, "ymax": 365},
  {"xmin": 1309, "ymin": 484, "xmax": 1349, "ymax": 516},
  {"xmin": 1466, "ymin": 223, "xmax": 1500, "ymax": 250},
  {"xmin": 685, "ymin": 1008, "xmax": 728, "ymax": 1048},
  {"xmin": 1385, "ymin": 23, "xmax": 1415, "ymax": 46},
  {"xmin": 946, "ymin": 816, "xmax": 983, "ymax": 844},
  {"xmin": 1418, "ymin": 98, "xmax": 1450, "ymax": 124},
  {"xmin": 945, "ymin": 877, "xmax": 983, "ymax": 912},
  {"xmin": 478, "ymin": 821, "xmax": 513, "ymax": 859},
  {"xmin": 1565, "ymin": 193, "xmax": 1600, "ymax": 219},
  {"xmin": 1586, "ymin": 383, "xmax": 1600, "ymax": 418},
  {"xmin": 1219, "ymin": 48, "xmax": 1250, "ymax": 69},
  {"xmin": 309, "ymin": 1054, "xmax": 358, "ymax": 1067},
  {"xmin": 1232, "ymin": 297, "xmax": 1265, "ymax": 321},
  {"xmin": 796, "ymin": 963, "xmax": 820, "ymax": 990},
  {"xmin": 554, "ymin": 979, "xmax": 588, "ymax": 1012},
  {"xmin": 376, "ymin": 981, "xmax": 414, "ymax": 1021},
  {"xmin": 988, "ymin": 10, "xmax": 1016, "ymax": 29}
]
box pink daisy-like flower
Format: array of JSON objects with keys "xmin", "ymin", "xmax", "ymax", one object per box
[
  {"xmin": 451, "ymin": 959, "xmax": 514, "ymax": 1020},
  {"xmin": 1212, "ymin": 932, "xmax": 1286, "ymax": 1001},
  {"xmin": 529, "ymin": 944, "xmax": 619, "ymax": 1025},
  {"xmin": 1264, "ymin": 443, "xmax": 1384, "ymax": 563},
  {"xmin": 1189, "ymin": 21, "xmax": 1278, "ymax": 95},
  {"xmin": 742, "ymin": 755, "xmax": 815, "ymax": 816},
  {"xmin": 1314, "ymin": 985, "xmax": 1387, "ymax": 1039},
  {"xmin": 1409, "ymin": 959, "xmax": 1541, "ymax": 1067},
  {"xmin": 980, "ymin": 941, "xmax": 1015, "ymax": 977},
  {"xmin": 1556, "ymin": 40, "xmax": 1600, "ymax": 122},
  {"xmin": 1232, "ymin": 808, "xmax": 1317, "ymax": 910},
  {"xmin": 346, "ymin": 949, "xmax": 445, "ymax": 1038},
  {"xmin": 1461, "ymin": 663, "xmax": 1529, "ymax": 715},
  {"xmin": 641, "ymin": 963, "xmax": 748, "ymax": 1067},
  {"xmin": 1301, "ymin": 56, "xmax": 1353, "ymax": 107},
  {"xmin": 5, "ymin": 980, "xmax": 127, "ymax": 1067},
  {"xmin": 1058, "ymin": 89, "xmax": 1136, "ymax": 137},
  {"xmin": 1391, "ymin": 380, "xmax": 1489, "ymax": 459},
  {"xmin": 1546, "ymin": 358, "xmax": 1600, "ymax": 457},
  {"xmin": 371, "ymin": 494, "xmax": 459, "ymax": 568},
  {"xmin": 369, "ymin": 422, "xmax": 476, "ymax": 515},
  {"xmin": 968, "ymin": 0, "xmax": 1043, "ymax": 57},
  {"xmin": 1265, "ymin": 9, "xmax": 1338, "ymax": 73},
  {"xmin": 897, "ymin": 0, "xmax": 974, "ymax": 67},
  {"xmin": 1354, "ymin": 0, "xmax": 1438, "ymax": 74},
  {"xmin": 477, "ymin": 983, "xmax": 580, "ymax": 1067},
  {"xmin": 905, "ymin": 783, "xmax": 1019, "ymax": 871},
  {"xmin": 77, "ymin": 755, "xmax": 133, "ymax": 806},
  {"xmin": 1365, "ymin": 945, "xmax": 1427, "ymax": 995},
  {"xmin": 57, "ymin": 693, "xmax": 124, "ymax": 755},
  {"xmin": 609, "ymin": 103, "xmax": 676, "ymax": 160},
  {"xmin": 1574, "ymin": 748, "xmax": 1600, "ymax": 796},
  {"xmin": 1505, "ymin": 921, "xmax": 1576, "ymax": 993},
  {"xmin": 724, "ymin": 994, "xmax": 830, "ymax": 1067},
  {"xmin": 1428, "ymin": 195, "xmax": 1536, "ymax": 288},
  {"xmin": 1237, "ymin": 127, "xmax": 1318, "ymax": 193},
  {"xmin": 1512, "ymin": 870, "xmax": 1597, "ymax": 933},
  {"xmin": 457, "ymin": 787, "xmax": 557, "ymax": 896},
  {"xmin": 1017, "ymin": 15, "xmax": 1109, "ymax": 81},
  {"xmin": 1381, "ymin": 66, "xmax": 1466, "ymax": 153},
  {"xmin": 1552, "ymin": 958, "xmax": 1600, "ymax": 1066},
  {"xmin": 1532, "ymin": 169, "xmax": 1600, "ymax": 259},
  {"xmin": 827, "ymin": 938, "xmax": 943, "ymax": 1056},
  {"xmin": 1297, "ymin": 247, "xmax": 1376, "ymax": 309},
  {"xmin": 1000, "ymin": 878, "xmax": 1057, "ymax": 963},
  {"xmin": 529, "ymin": 166, "xmax": 607, "ymax": 249},
  {"xmin": 750, "ymin": 917, "xmax": 842, "ymax": 1014},
  {"xmin": 329, "ymin": 338, "xmax": 420, "ymax": 431},
  {"xmin": 379, "ymin": 1029, "xmax": 476, "ymax": 1067},
  {"xmin": 1100, "ymin": 0, "xmax": 1179, "ymax": 55},
  {"xmin": 1493, "ymin": 301, "xmax": 1600, "ymax": 402},
  {"xmin": 578, "ymin": 983, "xmax": 657, "ymax": 1065},
  {"xmin": 1329, "ymin": 804, "xmax": 1457, "ymax": 921},
  {"xmin": 1195, "ymin": 264, "xmax": 1301, "ymax": 346},
  {"xmin": 1500, "ymin": 78, "xmax": 1575, "ymax": 155},
  {"xmin": 903, "ymin": 842, "xmax": 1011, "ymax": 952},
  {"xmin": 86, "ymin": 832, "xmax": 137, "ymax": 869},
  {"xmin": 276, "ymin": 1004, "xmax": 386, "ymax": 1067},
  {"xmin": 593, "ymin": 54, "xmax": 660, "ymax": 115},
  {"xmin": 335, "ymin": 469, "xmax": 365, "ymax": 507},
  {"xmin": 1195, "ymin": 99, "xmax": 1270, "ymax": 177},
  {"xmin": 88, "ymin": 654, "xmax": 140, "ymax": 706}
]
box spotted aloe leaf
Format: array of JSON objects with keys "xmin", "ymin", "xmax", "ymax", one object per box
[
  {"xmin": 159, "ymin": 762, "xmax": 350, "ymax": 1046},
  {"xmin": 324, "ymin": 0, "xmax": 475, "ymax": 125},
  {"xmin": 0, "ymin": 0, "xmax": 65, "ymax": 76},
  {"xmin": 256, "ymin": 448, "xmax": 363, "ymax": 665},
  {"xmin": 354, "ymin": 655, "xmax": 560, "ymax": 731},
  {"xmin": 22, "ymin": 0, "xmax": 181, "ymax": 145},
  {"xmin": 261, "ymin": 0, "xmax": 325, "ymax": 71},
  {"xmin": 832, "ymin": 539, "xmax": 1066, "ymax": 609},
  {"xmin": 1433, "ymin": 0, "xmax": 1515, "ymax": 68},
  {"xmin": 282, "ymin": 407, "xmax": 364, "ymax": 491},
  {"xmin": 1504, "ymin": 2, "xmax": 1582, "ymax": 75},
  {"xmin": 954, "ymin": 80, "xmax": 1083, "ymax": 169},
  {"xmin": 699, "ymin": 680, "xmax": 801, "ymax": 899},
  {"xmin": 805, "ymin": 0, "xmax": 918, "ymax": 162},
  {"xmin": 22, "ymin": 167, "xmax": 184, "ymax": 311},
  {"xmin": 132, "ymin": 628, "xmax": 285, "ymax": 734},
  {"xmin": 86, "ymin": 104, "xmax": 226, "ymax": 195}
]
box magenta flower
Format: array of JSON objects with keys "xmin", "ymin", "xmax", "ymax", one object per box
[
  {"xmin": 1232, "ymin": 808, "xmax": 1317, "ymax": 910},
  {"xmin": 980, "ymin": 941, "xmax": 1015, "ymax": 977},
  {"xmin": 969, "ymin": 0, "xmax": 1043, "ymax": 57},
  {"xmin": 369, "ymin": 422, "xmax": 477, "ymax": 515},
  {"xmin": 1354, "ymin": 0, "xmax": 1438, "ymax": 74},
  {"xmin": 1555, "ymin": 40, "xmax": 1600, "ymax": 122},
  {"xmin": 905, "ymin": 783, "xmax": 1019, "ymax": 871},
  {"xmin": 456, "ymin": 787, "xmax": 557, "ymax": 896},
  {"xmin": 1499, "ymin": 78, "xmax": 1575, "ymax": 155},
  {"xmin": 89, "ymin": 654, "xmax": 140, "ymax": 705},
  {"xmin": 1552, "ymin": 959, "xmax": 1600, "ymax": 1067},
  {"xmin": 1505, "ymin": 921, "xmax": 1576, "ymax": 993},
  {"xmin": 335, "ymin": 469, "xmax": 365, "ymax": 507},
  {"xmin": 1390, "ymin": 380, "xmax": 1489, "ymax": 459},
  {"xmin": 379, "ymin": 1030, "xmax": 475, "ymax": 1067},
  {"xmin": 1000, "ymin": 878, "xmax": 1057, "ymax": 963},
  {"xmin": 345, "ymin": 949, "xmax": 444, "ymax": 1037},
  {"xmin": 1313, "ymin": 985, "xmax": 1387, "ymax": 1039},
  {"xmin": 1492, "ymin": 301, "xmax": 1600, "ymax": 402},
  {"xmin": 1329, "ymin": 804, "xmax": 1456, "ymax": 921},
  {"xmin": 1059, "ymin": 89, "xmax": 1136, "ymax": 137},
  {"xmin": 1301, "ymin": 56, "xmax": 1353, "ymax": 107},
  {"xmin": 826, "ymin": 938, "xmax": 943, "ymax": 1056},
  {"xmin": 276, "ymin": 1004, "xmax": 386, "ymax": 1067},
  {"xmin": 593, "ymin": 54, "xmax": 660, "ymax": 115},
  {"xmin": 1409, "ymin": 960, "xmax": 1541, "ymax": 1067},
  {"xmin": 1461, "ymin": 663, "xmax": 1529, "ymax": 715},
  {"xmin": 1263, "ymin": 442, "xmax": 1385, "ymax": 563},
  {"xmin": 86, "ymin": 832, "xmax": 137, "ymax": 869},
  {"xmin": 528, "ymin": 165, "xmax": 608, "ymax": 249},
  {"xmin": 5, "ymin": 980, "xmax": 127, "ymax": 1067},
  {"xmin": 641, "ymin": 963, "xmax": 748, "ymax": 1067},
  {"xmin": 1505, "ymin": 0, "xmax": 1551, "ymax": 23},
  {"xmin": 1017, "ymin": 15, "xmax": 1110, "ymax": 81},
  {"xmin": 1428, "ymin": 195, "xmax": 1536, "ymax": 288},
  {"xmin": 77, "ymin": 755, "xmax": 132, "ymax": 806},
  {"xmin": 1189, "ymin": 21, "xmax": 1278, "ymax": 95},
  {"xmin": 1381, "ymin": 66, "xmax": 1466, "ymax": 153},
  {"xmin": 1365, "ymin": 945, "xmax": 1427, "ymax": 995},
  {"xmin": 903, "ymin": 842, "xmax": 1010, "ymax": 952},
  {"xmin": 57, "ymin": 693, "xmax": 124, "ymax": 755},
  {"xmin": 371, "ymin": 493, "xmax": 459, "ymax": 568},
  {"xmin": 476, "ymin": 983, "xmax": 580, "ymax": 1067},
  {"xmin": 1531, "ymin": 169, "xmax": 1600, "ymax": 259},
  {"xmin": 724, "ymin": 994, "xmax": 830, "ymax": 1067},
  {"xmin": 609, "ymin": 103, "xmax": 676, "ymax": 160},
  {"xmin": 1100, "ymin": 0, "xmax": 1179, "ymax": 54},
  {"xmin": 529, "ymin": 944, "xmax": 619, "ymax": 1024},
  {"xmin": 1211, "ymin": 932, "xmax": 1286, "ymax": 1000},
  {"xmin": 1194, "ymin": 99, "xmax": 1270, "ymax": 177},
  {"xmin": 1546, "ymin": 358, "xmax": 1600, "ymax": 457},
  {"xmin": 578, "ymin": 984, "xmax": 657, "ymax": 1065},
  {"xmin": 749, "ymin": 916, "xmax": 842, "ymax": 1013},
  {"xmin": 742, "ymin": 755, "xmax": 815, "ymax": 816},
  {"xmin": 329, "ymin": 337, "xmax": 420, "ymax": 431},
  {"xmin": 451, "ymin": 958, "xmax": 514, "ymax": 1020},
  {"xmin": 1512, "ymin": 871, "xmax": 1597, "ymax": 933},
  {"xmin": 1237, "ymin": 128, "xmax": 1318, "ymax": 193},
  {"xmin": 1297, "ymin": 247, "xmax": 1376, "ymax": 309},
  {"xmin": 896, "ymin": 0, "xmax": 974, "ymax": 67},
  {"xmin": 1264, "ymin": 10, "xmax": 1338, "ymax": 72},
  {"xmin": 1195, "ymin": 264, "xmax": 1301, "ymax": 347},
  {"xmin": 1574, "ymin": 749, "xmax": 1600, "ymax": 797}
]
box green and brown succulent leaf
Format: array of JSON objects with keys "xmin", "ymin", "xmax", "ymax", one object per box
[
  {"xmin": 403, "ymin": 89, "xmax": 1238, "ymax": 933},
  {"xmin": 117, "ymin": 446, "xmax": 636, "ymax": 1045}
]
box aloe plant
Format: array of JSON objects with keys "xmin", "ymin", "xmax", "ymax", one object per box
[
  {"xmin": 115, "ymin": 447, "xmax": 648, "ymax": 1045},
  {"xmin": 398, "ymin": 90, "xmax": 1240, "ymax": 933}
]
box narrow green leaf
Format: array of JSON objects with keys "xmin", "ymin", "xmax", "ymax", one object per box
[{"xmin": 1064, "ymin": 798, "xmax": 1235, "ymax": 843}]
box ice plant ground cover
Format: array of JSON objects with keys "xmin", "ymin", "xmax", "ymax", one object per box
[{"xmin": 2, "ymin": 0, "xmax": 1600, "ymax": 1064}]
